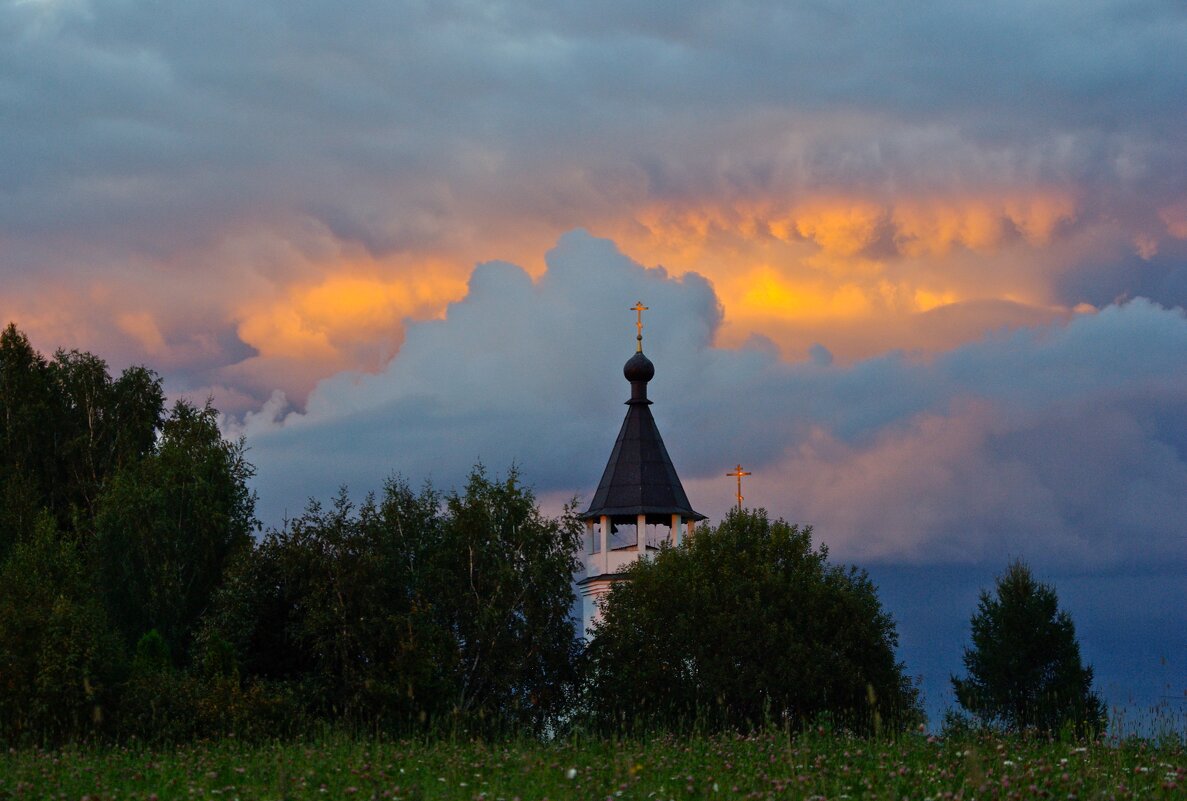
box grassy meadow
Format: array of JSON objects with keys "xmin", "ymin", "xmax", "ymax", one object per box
[{"xmin": 1, "ymin": 730, "xmax": 1183, "ymax": 800}]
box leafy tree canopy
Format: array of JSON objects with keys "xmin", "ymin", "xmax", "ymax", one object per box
[
  {"xmin": 582, "ymin": 508, "xmax": 922, "ymax": 734},
  {"xmin": 202, "ymin": 465, "xmax": 582, "ymax": 736},
  {"xmin": 94, "ymin": 399, "xmax": 258, "ymax": 660},
  {"xmin": 952, "ymin": 560, "xmax": 1105, "ymax": 736},
  {"xmin": 0, "ymin": 323, "xmax": 164, "ymax": 551}
]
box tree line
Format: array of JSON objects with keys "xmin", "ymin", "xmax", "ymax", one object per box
[{"xmin": 0, "ymin": 323, "xmax": 1103, "ymax": 744}]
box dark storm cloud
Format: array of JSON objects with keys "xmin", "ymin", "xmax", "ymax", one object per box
[
  {"xmin": 3, "ymin": 0, "xmax": 1186, "ymax": 260},
  {"xmin": 1056, "ymin": 240, "xmax": 1187, "ymax": 310}
]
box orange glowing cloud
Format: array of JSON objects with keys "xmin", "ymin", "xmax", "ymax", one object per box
[
  {"xmin": 780, "ymin": 198, "xmax": 886, "ymax": 256},
  {"xmin": 237, "ymin": 267, "xmax": 466, "ymax": 368},
  {"xmin": 891, "ymin": 192, "xmax": 1076, "ymax": 256},
  {"xmin": 733, "ymin": 267, "xmax": 873, "ymax": 321},
  {"xmin": 115, "ymin": 312, "xmax": 168, "ymax": 356},
  {"xmin": 590, "ymin": 189, "xmax": 1081, "ymax": 363},
  {"xmin": 631, "ymin": 203, "xmax": 763, "ymax": 264},
  {"xmin": 1002, "ymin": 193, "xmax": 1078, "ymax": 246},
  {"xmin": 627, "ymin": 190, "xmax": 1075, "ymax": 260},
  {"xmin": 1, "ymin": 183, "xmax": 1089, "ymax": 418},
  {"xmin": 912, "ymin": 288, "xmax": 961, "ymax": 312},
  {"xmin": 893, "ymin": 199, "xmax": 993, "ymax": 256}
]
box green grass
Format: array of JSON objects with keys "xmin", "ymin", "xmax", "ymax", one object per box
[{"xmin": 1, "ymin": 731, "xmax": 1183, "ymax": 800}]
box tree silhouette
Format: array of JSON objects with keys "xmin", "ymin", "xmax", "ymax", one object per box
[{"xmin": 952, "ymin": 560, "xmax": 1105, "ymax": 735}]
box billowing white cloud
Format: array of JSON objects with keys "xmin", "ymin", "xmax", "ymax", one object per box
[{"xmin": 240, "ymin": 230, "xmax": 721, "ymax": 516}]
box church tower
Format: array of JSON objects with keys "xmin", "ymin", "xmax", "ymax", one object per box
[{"xmin": 576, "ymin": 302, "xmax": 705, "ymax": 637}]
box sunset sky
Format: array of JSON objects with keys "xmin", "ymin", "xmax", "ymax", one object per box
[{"xmin": 3, "ymin": 0, "xmax": 1185, "ymax": 724}]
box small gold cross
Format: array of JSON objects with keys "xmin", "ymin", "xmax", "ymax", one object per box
[
  {"xmin": 630, "ymin": 301, "xmax": 649, "ymax": 352},
  {"xmin": 726, "ymin": 464, "xmax": 752, "ymax": 511}
]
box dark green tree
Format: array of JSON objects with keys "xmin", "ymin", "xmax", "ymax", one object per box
[
  {"xmin": 952, "ymin": 560, "xmax": 1105, "ymax": 735},
  {"xmin": 434, "ymin": 465, "xmax": 583, "ymax": 732},
  {"xmin": 0, "ymin": 324, "xmax": 56, "ymax": 556},
  {"xmin": 50, "ymin": 349, "xmax": 164, "ymax": 522},
  {"xmin": 94, "ymin": 399, "xmax": 257, "ymax": 660},
  {"xmin": 201, "ymin": 466, "xmax": 582, "ymax": 735},
  {"xmin": 0, "ymin": 514, "xmax": 122, "ymax": 744},
  {"xmin": 582, "ymin": 508, "xmax": 921, "ymax": 734},
  {"xmin": 0, "ymin": 323, "xmax": 164, "ymax": 549},
  {"xmin": 200, "ymin": 481, "xmax": 451, "ymax": 730}
]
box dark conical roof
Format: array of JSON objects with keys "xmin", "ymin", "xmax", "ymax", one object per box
[{"xmin": 581, "ymin": 350, "xmax": 706, "ymax": 522}]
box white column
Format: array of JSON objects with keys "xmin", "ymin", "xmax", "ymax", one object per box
[
  {"xmin": 600, "ymin": 515, "xmax": 611, "ymax": 574},
  {"xmin": 637, "ymin": 513, "xmax": 647, "ymax": 552},
  {"xmin": 687, "ymin": 519, "xmax": 695, "ymax": 540},
  {"xmin": 670, "ymin": 514, "xmax": 679, "ymax": 546},
  {"xmin": 585, "ymin": 519, "xmax": 595, "ymax": 554}
]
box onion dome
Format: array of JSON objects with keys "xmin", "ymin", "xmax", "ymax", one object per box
[
  {"xmin": 623, "ymin": 351, "xmax": 655, "ymax": 383},
  {"xmin": 623, "ymin": 351, "xmax": 655, "ymax": 403}
]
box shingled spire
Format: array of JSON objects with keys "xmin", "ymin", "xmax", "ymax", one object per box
[{"xmin": 580, "ymin": 347, "xmax": 705, "ymax": 523}]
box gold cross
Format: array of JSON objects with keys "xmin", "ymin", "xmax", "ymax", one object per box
[
  {"xmin": 726, "ymin": 464, "xmax": 751, "ymax": 511},
  {"xmin": 630, "ymin": 301, "xmax": 649, "ymax": 352}
]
